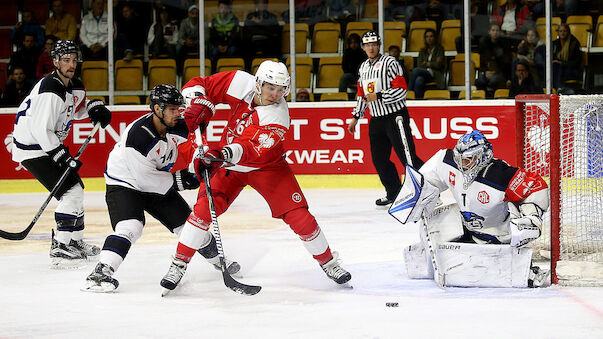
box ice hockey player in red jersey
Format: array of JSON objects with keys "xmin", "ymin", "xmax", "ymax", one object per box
[
  {"xmin": 160, "ymin": 61, "xmax": 352, "ymax": 292},
  {"xmin": 395, "ymin": 130, "xmax": 551, "ymax": 287}
]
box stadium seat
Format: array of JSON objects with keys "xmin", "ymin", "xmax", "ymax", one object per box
[
  {"xmin": 251, "ymin": 58, "xmax": 279, "ymax": 74},
  {"xmin": 286, "ymin": 57, "xmax": 313, "ymax": 89},
  {"xmin": 282, "ymin": 23, "xmax": 310, "ymax": 54},
  {"xmin": 403, "ymin": 55, "xmax": 414, "ymax": 72},
  {"xmin": 231, "ymin": 0, "xmax": 255, "ymax": 22},
  {"xmin": 114, "ymin": 95, "xmax": 141, "ymax": 105},
  {"xmin": 0, "ymin": 28, "xmax": 12, "ymax": 59},
  {"xmin": 320, "ymin": 92, "xmax": 349, "ymax": 101},
  {"xmin": 28, "ymin": 0, "xmax": 51, "ymax": 28},
  {"xmin": 0, "ymin": 3, "xmax": 18, "ymax": 26},
  {"xmin": 148, "ymin": 58, "xmax": 177, "ymax": 89},
  {"xmin": 363, "ymin": 0, "xmax": 378, "ymax": 18},
  {"xmin": 81, "ymin": 61, "xmax": 108, "ymax": 91},
  {"xmin": 215, "ymin": 58, "xmax": 245, "ymax": 73},
  {"xmin": 203, "ymin": 0, "xmax": 218, "ymax": 22},
  {"xmin": 407, "ymin": 20, "xmax": 437, "ymax": 52},
  {"xmin": 566, "ymin": 15, "xmax": 593, "ymax": 48},
  {"xmin": 595, "ymin": 15, "xmax": 603, "ymax": 47},
  {"xmin": 87, "ymin": 96, "xmax": 106, "ymax": 103},
  {"xmin": 0, "ymin": 62, "xmax": 8, "ymax": 92},
  {"xmin": 458, "ymin": 89, "xmax": 486, "ymax": 100},
  {"xmin": 286, "ymin": 90, "xmax": 314, "ymax": 102},
  {"xmin": 316, "ymin": 57, "xmax": 344, "ymax": 91},
  {"xmin": 455, "ymin": 53, "xmax": 480, "ymax": 69},
  {"xmin": 406, "ymin": 90, "xmax": 415, "ymax": 100},
  {"xmin": 440, "ymin": 20, "xmax": 461, "ymax": 52},
  {"xmin": 115, "ymin": 59, "xmax": 143, "ymax": 91},
  {"xmin": 345, "ymin": 22, "xmax": 373, "ymax": 41},
  {"xmin": 183, "ymin": 58, "xmax": 211, "ymax": 84},
  {"xmin": 312, "ymin": 22, "xmax": 341, "ymax": 54},
  {"xmin": 493, "ymin": 88, "xmax": 510, "ymax": 99},
  {"xmin": 384, "ymin": 21, "xmax": 406, "ymax": 50},
  {"xmin": 535, "ymin": 17, "xmax": 561, "ymax": 42},
  {"xmin": 423, "ymin": 89, "xmax": 450, "ymax": 100},
  {"xmin": 448, "ymin": 59, "xmax": 476, "ymax": 88}
]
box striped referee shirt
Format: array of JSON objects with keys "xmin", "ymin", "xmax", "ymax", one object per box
[{"xmin": 351, "ymin": 54, "xmax": 408, "ymax": 119}]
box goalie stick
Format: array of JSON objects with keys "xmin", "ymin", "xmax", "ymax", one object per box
[
  {"xmin": 0, "ymin": 123, "xmax": 101, "ymax": 241},
  {"xmin": 203, "ymin": 166, "xmax": 262, "ymax": 295},
  {"xmin": 391, "ymin": 116, "xmax": 446, "ymax": 289}
]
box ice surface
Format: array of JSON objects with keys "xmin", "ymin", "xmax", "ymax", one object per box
[{"xmin": 0, "ymin": 189, "xmax": 601, "ymax": 338}]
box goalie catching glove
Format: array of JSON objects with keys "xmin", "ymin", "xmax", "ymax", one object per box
[
  {"xmin": 184, "ymin": 95, "xmax": 215, "ymax": 133},
  {"xmin": 87, "ymin": 99, "xmax": 112, "ymax": 128},
  {"xmin": 172, "ymin": 169, "xmax": 200, "ymax": 191},
  {"xmin": 508, "ymin": 202, "xmax": 543, "ymax": 248}
]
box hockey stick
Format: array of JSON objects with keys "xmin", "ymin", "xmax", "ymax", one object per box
[
  {"xmin": 204, "ymin": 167, "xmax": 262, "ymax": 295},
  {"xmin": 394, "ymin": 116, "xmax": 446, "ymax": 289},
  {"xmin": 0, "ymin": 123, "xmax": 101, "ymax": 241}
]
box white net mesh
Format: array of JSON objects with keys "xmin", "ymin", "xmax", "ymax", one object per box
[{"xmin": 521, "ymin": 95, "xmax": 603, "ymax": 285}]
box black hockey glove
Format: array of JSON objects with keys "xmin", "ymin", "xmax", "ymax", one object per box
[
  {"xmin": 48, "ymin": 145, "xmax": 82, "ymax": 172},
  {"xmin": 173, "ymin": 169, "xmax": 200, "ymax": 191},
  {"xmin": 87, "ymin": 99, "xmax": 112, "ymax": 128}
]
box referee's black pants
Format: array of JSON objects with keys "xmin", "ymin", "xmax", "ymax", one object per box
[{"xmin": 368, "ymin": 107, "xmax": 424, "ymax": 200}]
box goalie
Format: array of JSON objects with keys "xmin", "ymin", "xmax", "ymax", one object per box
[{"xmin": 392, "ymin": 130, "xmax": 551, "ymax": 288}]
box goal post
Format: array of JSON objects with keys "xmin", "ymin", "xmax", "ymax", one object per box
[{"xmin": 515, "ymin": 94, "xmax": 603, "ymax": 286}]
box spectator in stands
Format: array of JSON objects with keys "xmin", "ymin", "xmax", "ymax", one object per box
[
  {"xmin": 2, "ymin": 66, "xmax": 34, "ymax": 107},
  {"xmin": 210, "ymin": 0, "xmax": 239, "ymax": 62},
  {"xmin": 296, "ymin": 88, "xmax": 311, "ymax": 102},
  {"xmin": 408, "ymin": 28, "xmax": 445, "ymax": 99},
  {"xmin": 178, "ymin": 5, "xmax": 200, "ymax": 71},
  {"xmin": 455, "ymin": 2, "xmax": 489, "ymax": 53},
  {"xmin": 492, "ymin": 0, "xmax": 533, "ymax": 46},
  {"xmin": 515, "ymin": 28, "xmax": 543, "ymax": 83},
  {"xmin": 79, "ymin": 0, "xmax": 109, "ymax": 61},
  {"xmin": 243, "ymin": 0, "xmax": 280, "ymax": 58},
  {"xmin": 282, "ymin": 0, "xmax": 327, "ymax": 25},
  {"xmin": 408, "ymin": 0, "xmax": 447, "ymax": 30},
  {"xmin": 339, "ymin": 33, "xmax": 367, "ymax": 97},
  {"xmin": 36, "ymin": 35, "xmax": 58, "ymax": 79},
  {"xmin": 45, "ymin": 0, "xmax": 77, "ymax": 41},
  {"xmin": 147, "ymin": 7, "xmax": 179, "ymax": 59},
  {"xmin": 551, "ymin": 23, "xmax": 582, "ymax": 90},
  {"xmin": 476, "ymin": 23, "xmax": 512, "ymax": 97},
  {"xmin": 532, "ymin": 0, "xmax": 578, "ymax": 20},
  {"xmin": 508, "ymin": 59, "xmax": 541, "ymax": 97},
  {"xmin": 115, "ymin": 4, "xmax": 147, "ymax": 60},
  {"xmin": 11, "ymin": 10, "xmax": 45, "ymax": 49},
  {"xmin": 328, "ymin": 0, "xmax": 356, "ymax": 22},
  {"xmin": 9, "ymin": 33, "xmax": 41, "ymax": 81},
  {"xmin": 386, "ymin": 0, "xmax": 413, "ymax": 24},
  {"xmin": 387, "ymin": 45, "xmax": 408, "ymax": 82}
]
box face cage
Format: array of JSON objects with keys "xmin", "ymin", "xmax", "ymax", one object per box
[
  {"xmin": 453, "ymin": 146, "xmax": 491, "ymax": 189},
  {"xmin": 255, "ymin": 80, "xmax": 290, "ymax": 104}
]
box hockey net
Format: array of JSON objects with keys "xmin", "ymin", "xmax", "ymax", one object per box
[{"xmin": 516, "ymin": 94, "xmax": 603, "ymax": 286}]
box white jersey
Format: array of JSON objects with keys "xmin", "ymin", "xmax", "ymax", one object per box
[
  {"xmin": 11, "ymin": 71, "xmax": 89, "ymax": 162},
  {"xmin": 104, "ymin": 113, "xmax": 188, "ymax": 195},
  {"xmin": 420, "ymin": 149, "xmax": 521, "ymax": 243}
]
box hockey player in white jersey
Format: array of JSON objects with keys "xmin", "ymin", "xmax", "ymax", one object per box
[
  {"xmin": 82, "ymin": 85, "xmax": 239, "ymax": 292},
  {"xmin": 10, "ymin": 40, "xmax": 112, "ymax": 269},
  {"xmin": 394, "ymin": 130, "xmax": 551, "ymax": 287}
]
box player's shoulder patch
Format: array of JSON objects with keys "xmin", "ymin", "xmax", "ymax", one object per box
[
  {"xmin": 443, "ymin": 149, "xmax": 459, "ymax": 169},
  {"xmin": 476, "ymin": 159, "xmax": 518, "ymax": 191},
  {"xmin": 38, "ymin": 73, "xmax": 66, "ymax": 101},
  {"xmin": 167, "ymin": 118, "xmax": 189, "ymax": 138},
  {"xmin": 226, "ymin": 71, "xmax": 255, "ymax": 100},
  {"xmin": 125, "ymin": 114, "xmax": 159, "ymax": 156},
  {"xmin": 254, "ymin": 98, "xmax": 290, "ymax": 128}
]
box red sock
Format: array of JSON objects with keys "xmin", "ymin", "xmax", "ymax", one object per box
[
  {"xmin": 175, "ymin": 242, "xmax": 196, "ymax": 262},
  {"xmin": 314, "ymin": 248, "xmax": 333, "ymax": 266}
]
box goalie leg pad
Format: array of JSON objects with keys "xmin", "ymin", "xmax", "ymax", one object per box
[
  {"xmin": 437, "ymin": 242, "xmax": 533, "ymax": 288},
  {"xmin": 389, "ymin": 165, "xmax": 440, "ymax": 224},
  {"xmin": 403, "ymin": 241, "xmax": 434, "ymax": 279}
]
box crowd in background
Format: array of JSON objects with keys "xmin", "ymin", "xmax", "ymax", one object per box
[{"xmin": 0, "ymin": 0, "xmax": 600, "ymax": 106}]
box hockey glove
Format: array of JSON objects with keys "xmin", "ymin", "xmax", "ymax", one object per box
[
  {"xmin": 87, "ymin": 99, "xmax": 112, "ymax": 128},
  {"xmin": 508, "ymin": 202, "xmax": 543, "ymax": 248},
  {"xmin": 184, "ymin": 96, "xmax": 215, "ymax": 133},
  {"xmin": 194, "ymin": 148, "xmax": 224, "ymax": 179},
  {"xmin": 173, "ymin": 169, "xmax": 200, "ymax": 191},
  {"xmin": 48, "ymin": 145, "xmax": 82, "ymax": 172}
]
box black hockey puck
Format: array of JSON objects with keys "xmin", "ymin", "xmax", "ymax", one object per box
[{"xmin": 385, "ymin": 302, "xmax": 399, "ymax": 307}]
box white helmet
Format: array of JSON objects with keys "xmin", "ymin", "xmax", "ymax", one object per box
[{"xmin": 255, "ymin": 60, "xmax": 290, "ymax": 101}]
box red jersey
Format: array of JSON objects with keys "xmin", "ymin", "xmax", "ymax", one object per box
[{"xmin": 182, "ymin": 70, "xmax": 290, "ymax": 172}]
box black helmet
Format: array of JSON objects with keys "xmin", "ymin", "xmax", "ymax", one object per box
[
  {"xmin": 361, "ymin": 31, "xmax": 381, "ymax": 45},
  {"xmin": 149, "ymin": 84, "xmax": 184, "ymax": 111},
  {"xmin": 51, "ymin": 40, "xmax": 82, "ymax": 62}
]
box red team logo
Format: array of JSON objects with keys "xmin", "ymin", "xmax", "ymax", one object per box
[
  {"xmin": 367, "ymin": 82, "xmax": 375, "ymax": 93},
  {"xmin": 477, "ymin": 191, "xmax": 490, "ymax": 204},
  {"xmin": 449, "ymin": 172, "xmax": 456, "ymax": 186}
]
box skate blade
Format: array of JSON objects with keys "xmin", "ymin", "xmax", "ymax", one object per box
[
  {"xmin": 161, "ymin": 288, "xmax": 173, "ymax": 297},
  {"xmin": 50, "ymin": 258, "xmax": 87, "ymax": 270},
  {"xmin": 85, "ymin": 254, "xmax": 100, "ymax": 262},
  {"xmin": 339, "ymin": 282, "xmax": 353, "ymax": 289},
  {"xmin": 80, "ymin": 281, "xmax": 117, "ymax": 293}
]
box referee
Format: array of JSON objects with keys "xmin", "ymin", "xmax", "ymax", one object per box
[{"xmin": 347, "ymin": 31, "xmax": 424, "ymax": 207}]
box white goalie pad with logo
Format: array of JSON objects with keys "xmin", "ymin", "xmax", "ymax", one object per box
[{"xmin": 389, "ymin": 165, "xmax": 440, "ymax": 225}]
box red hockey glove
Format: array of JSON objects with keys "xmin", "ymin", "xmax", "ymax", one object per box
[
  {"xmin": 184, "ymin": 96, "xmax": 215, "ymax": 133},
  {"xmin": 194, "ymin": 148, "xmax": 224, "ymax": 179}
]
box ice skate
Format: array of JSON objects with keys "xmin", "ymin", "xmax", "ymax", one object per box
[
  {"xmin": 160, "ymin": 257, "xmax": 188, "ymax": 296},
  {"xmin": 70, "ymin": 238, "xmax": 101, "ymax": 260},
  {"xmin": 49, "ymin": 230, "xmax": 86, "ymax": 270},
  {"xmin": 375, "ymin": 197, "xmax": 393, "ymax": 208},
  {"xmin": 197, "ymin": 235, "xmax": 241, "ymax": 276},
  {"xmin": 320, "ymin": 252, "xmax": 352, "ymax": 285},
  {"xmin": 81, "ymin": 262, "xmax": 119, "ymax": 292},
  {"xmin": 528, "ymin": 266, "xmax": 551, "ymax": 288}
]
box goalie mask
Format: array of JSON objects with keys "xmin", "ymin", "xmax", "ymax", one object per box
[
  {"xmin": 51, "ymin": 40, "xmax": 82, "ymax": 63},
  {"xmin": 254, "ymin": 60, "xmax": 290, "ymax": 104},
  {"xmin": 149, "ymin": 84, "xmax": 184, "ymax": 125},
  {"xmin": 453, "ymin": 130, "xmax": 493, "ymax": 189}
]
